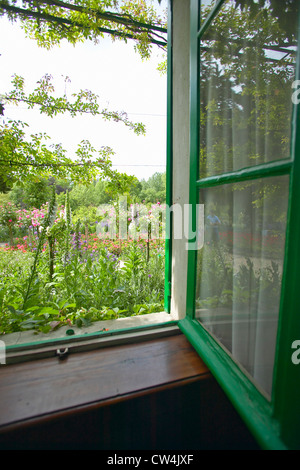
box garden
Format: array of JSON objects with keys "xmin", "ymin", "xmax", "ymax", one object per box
[
  {"xmin": 0, "ymin": 0, "xmax": 170, "ymax": 339},
  {"xmin": 0, "ymin": 187, "xmax": 166, "ymax": 336}
]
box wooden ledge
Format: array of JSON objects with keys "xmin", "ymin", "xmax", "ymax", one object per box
[{"xmin": 0, "ymin": 333, "xmax": 211, "ymax": 431}]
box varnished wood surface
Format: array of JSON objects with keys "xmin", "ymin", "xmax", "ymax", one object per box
[{"xmin": 0, "ymin": 333, "xmax": 211, "ymax": 429}]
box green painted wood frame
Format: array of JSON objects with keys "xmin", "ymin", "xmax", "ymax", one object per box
[{"xmin": 179, "ymin": 0, "xmax": 300, "ymax": 450}]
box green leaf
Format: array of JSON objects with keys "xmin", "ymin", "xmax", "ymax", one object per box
[
  {"xmin": 37, "ymin": 307, "xmax": 60, "ymax": 316},
  {"xmin": 20, "ymin": 319, "xmax": 43, "ymax": 329},
  {"xmin": 7, "ymin": 305, "xmax": 16, "ymax": 314},
  {"xmin": 25, "ymin": 305, "xmax": 40, "ymax": 313}
]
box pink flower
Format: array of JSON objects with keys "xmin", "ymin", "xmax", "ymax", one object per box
[{"xmin": 8, "ymin": 219, "xmax": 12, "ymax": 223}]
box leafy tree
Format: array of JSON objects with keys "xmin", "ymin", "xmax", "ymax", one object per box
[
  {"xmin": 128, "ymin": 178, "xmax": 143, "ymax": 202},
  {"xmin": 104, "ymin": 173, "xmax": 141, "ymax": 201},
  {"xmin": 48, "ymin": 177, "xmax": 73, "ymax": 195},
  {"xmin": 139, "ymin": 171, "xmax": 166, "ymax": 203},
  {"xmin": 65, "ymin": 180, "xmax": 110, "ymax": 210},
  {"xmin": 4, "ymin": 73, "xmax": 146, "ymax": 134},
  {"xmin": 0, "ymin": 73, "xmax": 145, "ymax": 187},
  {"xmin": 0, "ymin": 0, "xmax": 167, "ymax": 58},
  {"xmin": 9, "ymin": 179, "xmax": 51, "ymax": 209},
  {"xmin": 0, "ymin": 1, "xmax": 167, "ymax": 189},
  {"xmin": 235, "ymin": 0, "xmax": 297, "ymax": 41},
  {"xmin": 94, "ymin": 179, "xmax": 114, "ymax": 204}
]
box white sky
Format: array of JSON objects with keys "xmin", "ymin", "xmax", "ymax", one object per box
[{"xmin": 0, "ymin": 0, "xmax": 168, "ymax": 181}]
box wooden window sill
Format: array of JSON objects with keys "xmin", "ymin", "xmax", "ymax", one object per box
[{"xmin": 0, "ymin": 331, "xmax": 211, "ymax": 430}]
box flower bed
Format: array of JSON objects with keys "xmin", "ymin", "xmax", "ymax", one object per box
[{"xmin": 0, "ymin": 197, "xmax": 165, "ymax": 335}]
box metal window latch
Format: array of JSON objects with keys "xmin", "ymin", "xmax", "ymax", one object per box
[{"xmin": 56, "ymin": 348, "xmax": 69, "ymax": 360}]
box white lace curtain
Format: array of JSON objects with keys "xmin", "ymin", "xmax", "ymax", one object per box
[{"xmin": 196, "ymin": 0, "xmax": 297, "ymax": 396}]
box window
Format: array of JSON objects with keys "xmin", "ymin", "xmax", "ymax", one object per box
[
  {"xmin": 179, "ymin": 0, "xmax": 300, "ymax": 450},
  {"xmin": 0, "ymin": 1, "xmax": 175, "ymax": 359},
  {"xmin": 2, "ymin": 0, "xmax": 300, "ymax": 450}
]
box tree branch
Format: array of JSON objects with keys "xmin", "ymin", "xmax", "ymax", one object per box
[
  {"xmin": 25, "ymin": 0, "xmax": 167, "ymax": 33},
  {"xmin": 0, "ymin": 1, "xmax": 167, "ymax": 47}
]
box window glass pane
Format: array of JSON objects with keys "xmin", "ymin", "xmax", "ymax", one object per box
[
  {"xmin": 196, "ymin": 175, "xmax": 289, "ymax": 396},
  {"xmin": 199, "ymin": 0, "xmax": 298, "ymax": 178}
]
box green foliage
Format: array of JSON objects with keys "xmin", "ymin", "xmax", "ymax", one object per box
[
  {"xmin": 0, "ymin": 1, "xmax": 167, "ymax": 336},
  {"xmin": 22, "ymin": 185, "xmax": 58, "ymax": 309},
  {"xmin": 0, "ymin": 117, "xmax": 113, "ymax": 185},
  {"xmin": 65, "ymin": 180, "xmax": 111, "ymax": 211},
  {"xmin": 1, "ymin": 73, "xmax": 146, "ymax": 187},
  {"xmin": 157, "ymin": 55, "xmax": 167, "ymax": 75},
  {"xmin": 196, "ymin": 245, "xmax": 282, "ymax": 313},
  {"xmin": 0, "ymin": 201, "xmax": 17, "ymax": 226},
  {"xmin": 9, "ymin": 179, "xmax": 51, "ymax": 209},
  {"xmin": 0, "ymin": 193, "xmax": 9, "ymax": 205},
  {"xmin": 0, "ymin": 187, "xmax": 166, "ymax": 335},
  {"xmin": 0, "ymin": 0, "xmax": 167, "ymax": 57},
  {"xmin": 235, "ymin": 0, "xmax": 297, "ymax": 40},
  {"xmin": 199, "ymin": 2, "xmax": 296, "ymax": 179},
  {"xmin": 0, "ymin": 201, "xmax": 18, "ymax": 245},
  {"xmin": 0, "ymin": 236, "xmax": 165, "ymax": 335},
  {"xmin": 5, "ymin": 73, "xmax": 146, "ymax": 135},
  {"xmin": 139, "ymin": 172, "xmax": 166, "ymax": 203},
  {"xmin": 197, "ymin": 0, "xmax": 296, "ymax": 229},
  {"xmin": 72, "ymin": 205, "xmax": 99, "ymax": 233}
]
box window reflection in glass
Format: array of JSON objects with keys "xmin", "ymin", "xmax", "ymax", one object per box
[
  {"xmin": 196, "ymin": 176, "xmax": 289, "ymax": 396},
  {"xmin": 200, "ymin": 0, "xmax": 217, "ymax": 25},
  {"xmin": 199, "ymin": 0, "xmax": 298, "ymax": 178}
]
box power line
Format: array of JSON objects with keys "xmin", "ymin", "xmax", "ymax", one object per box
[
  {"xmin": 112, "ymin": 164, "xmax": 165, "ymax": 167},
  {"xmin": 127, "ymin": 113, "xmax": 166, "ymax": 117}
]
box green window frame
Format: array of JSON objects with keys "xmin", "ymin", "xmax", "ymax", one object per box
[
  {"xmin": 179, "ymin": 0, "xmax": 300, "ymax": 450},
  {"xmin": 2, "ymin": 0, "xmax": 300, "ymax": 451}
]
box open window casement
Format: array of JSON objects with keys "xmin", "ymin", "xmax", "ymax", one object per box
[{"xmin": 169, "ymin": 0, "xmax": 300, "ymax": 450}]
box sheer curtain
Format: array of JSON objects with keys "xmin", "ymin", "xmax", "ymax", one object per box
[{"xmin": 196, "ymin": 0, "xmax": 297, "ymax": 396}]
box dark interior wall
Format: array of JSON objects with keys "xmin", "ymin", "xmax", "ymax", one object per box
[{"xmin": 0, "ymin": 377, "xmax": 259, "ymax": 450}]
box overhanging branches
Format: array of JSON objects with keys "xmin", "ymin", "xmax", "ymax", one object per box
[{"xmin": 0, "ymin": 0, "xmax": 168, "ymax": 49}]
